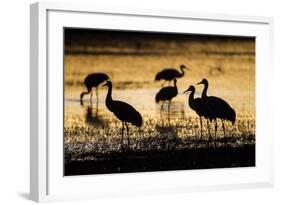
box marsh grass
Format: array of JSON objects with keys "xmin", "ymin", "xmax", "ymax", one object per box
[{"xmin": 64, "ymin": 115, "xmax": 255, "ymax": 163}]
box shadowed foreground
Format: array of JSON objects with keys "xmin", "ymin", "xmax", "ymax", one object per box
[{"xmin": 64, "ymin": 144, "xmax": 255, "ymax": 176}]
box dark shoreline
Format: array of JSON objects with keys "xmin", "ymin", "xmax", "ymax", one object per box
[{"xmin": 64, "ymin": 144, "xmax": 255, "ymax": 176}]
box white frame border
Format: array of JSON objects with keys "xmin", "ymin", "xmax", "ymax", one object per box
[{"xmin": 30, "ymin": 2, "xmax": 274, "ymax": 202}]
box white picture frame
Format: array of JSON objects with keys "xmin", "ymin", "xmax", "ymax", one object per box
[{"xmin": 30, "ymin": 2, "xmax": 274, "ymax": 202}]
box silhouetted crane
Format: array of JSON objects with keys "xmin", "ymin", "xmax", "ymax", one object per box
[
  {"xmin": 155, "ymin": 79, "xmax": 178, "ymax": 118},
  {"xmin": 155, "ymin": 65, "xmax": 190, "ymax": 86},
  {"xmin": 183, "ymin": 85, "xmax": 212, "ymax": 142},
  {"xmin": 197, "ymin": 79, "xmax": 236, "ymax": 144},
  {"xmin": 103, "ymin": 81, "xmax": 143, "ymax": 150},
  {"xmin": 80, "ymin": 73, "xmax": 109, "ymax": 105}
]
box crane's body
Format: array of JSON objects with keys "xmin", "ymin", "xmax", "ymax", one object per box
[
  {"xmin": 197, "ymin": 78, "xmax": 236, "ymax": 145},
  {"xmin": 155, "ymin": 86, "xmax": 177, "ymax": 103},
  {"xmin": 184, "ymin": 85, "xmax": 211, "ymax": 141},
  {"xmin": 155, "ymin": 79, "xmax": 178, "ymax": 118},
  {"xmin": 198, "ymin": 79, "xmax": 236, "ymax": 125},
  {"xmin": 106, "ymin": 100, "xmax": 142, "ymax": 128},
  {"xmin": 155, "ymin": 65, "xmax": 189, "ymax": 85},
  {"xmin": 80, "ymin": 73, "xmax": 109, "ymax": 105},
  {"xmin": 103, "ymin": 81, "xmax": 142, "ymax": 149},
  {"xmin": 205, "ymin": 96, "xmax": 236, "ymax": 124}
]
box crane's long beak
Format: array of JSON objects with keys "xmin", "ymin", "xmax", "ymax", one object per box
[
  {"xmin": 102, "ymin": 82, "xmax": 108, "ymax": 87},
  {"xmin": 183, "ymin": 88, "xmax": 190, "ymax": 94},
  {"xmin": 183, "ymin": 66, "xmax": 191, "ymax": 71},
  {"xmin": 196, "ymin": 81, "xmax": 203, "ymax": 85}
]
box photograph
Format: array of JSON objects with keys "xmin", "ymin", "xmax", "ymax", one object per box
[{"xmin": 63, "ymin": 28, "xmax": 255, "ymax": 176}]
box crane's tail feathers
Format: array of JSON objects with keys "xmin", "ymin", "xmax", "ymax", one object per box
[
  {"xmin": 231, "ymin": 108, "xmax": 236, "ymax": 125},
  {"xmin": 155, "ymin": 95, "xmax": 160, "ymax": 103}
]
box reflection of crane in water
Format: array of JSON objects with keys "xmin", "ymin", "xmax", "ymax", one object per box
[
  {"xmin": 155, "ymin": 65, "xmax": 190, "ymax": 86},
  {"xmin": 80, "ymin": 73, "xmax": 109, "ymax": 106},
  {"xmin": 184, "ymin": 85, "xmax": 211, "ymax": 143},
  {"xmin": 155, "ymin": 79, "xmax": 178, "ymax": 121},
  {"xmin": 156, "ymin": 101, "xmax": 185, "ymax": 123},
  {"xmin": 85, "ymin": 105, "xmax": 108, "ymax": 128},
  {"xmin": 197, "ymin": 79, "xmax": 236, "ymax": 145},
  {"xmin": 103, "ymin": 81, "xmax": 143, "ymax": 150}
]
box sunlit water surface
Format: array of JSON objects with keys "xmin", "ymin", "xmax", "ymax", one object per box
[{"xmin": 64, "ymin": 39, "xmax": 255, "ymax": 159}]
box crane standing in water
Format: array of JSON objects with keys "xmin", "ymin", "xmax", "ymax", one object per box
[
  {"xmin": 80, "ymin": 73, "xmax": 109, "ymax": 105},
  {"xmin": 183, "ymin": 85, "xmax": 212, "ymax": 143},
  {"xmin": 103, "ymin": 81, "xmax": 143, "ymax": 150},
  {"xmin": 155, "ymin": 79, "xmax": 178, "ymax": 119},
  {"xmin": 197, "ymin": 79, "xmax": 236, "ymax": 145},
  {"xmin": 155, "ymin": 65, "xmax": 190, "ymax": 86}
]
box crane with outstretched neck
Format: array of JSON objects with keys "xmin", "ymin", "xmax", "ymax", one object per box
[
  {"xmin": 183, "ymin": 85, "xmax": 211, "ymax": 143},
  {"xmin": 155, "ymin": 65, "xmax": 190, "ymax": 86}
]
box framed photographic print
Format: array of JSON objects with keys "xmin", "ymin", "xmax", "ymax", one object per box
[{"xmin": 30, "ymin": 2, "xmax": 274, "ymax": 202}]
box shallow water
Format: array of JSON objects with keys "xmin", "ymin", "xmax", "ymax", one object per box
[
  {"xmin": 64, "ymin": 52, "xmax": 255, "ymax": 129},
  {"xmin": 64, "ymin": 32, "xmax": 256, "ymax": 160}
]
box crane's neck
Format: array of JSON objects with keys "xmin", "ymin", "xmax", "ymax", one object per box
[
  {"xmin": 80, "ymin": 89, "xmax": 91, "ymax": 100},
  {"xmin": 202, "ymin": 82, "xmax": 208, "ymax": 98},
  {"xmin": 180, "ymin": 67, "xmax": 185, "ymax": 77},
  {"xmin": 188, "ymin": 89, "xmax": 195, "ymax": 109},
  {"xmin": 105, "ymin": 85, "xmax": 114, "ymax": 111},
  {"xmin": 174, "ymin": 81, "xmax": 178, "ymax": 93}
]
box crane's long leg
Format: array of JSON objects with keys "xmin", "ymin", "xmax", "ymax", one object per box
[
  {"xmin": 214, "ymin": 119, "xmax": 217, "ymax": 148},
  {"xmin": 207, "ymin": 119, "xmax": 211, "ymax": 147},
  {"xmin": 222, "ymin": 120, "xmax": 226, "ymax": 146},
  {"xmin": 160, "ymin": 101, "xmax": 165, "ymax": 119},
  {"xmin": 96, "ymin": 87, "xmax": 99, "ymax": 111},
  {"xmin": 138, "ymin": 127, "xmax": 141, "ymax": 139},
  {"xmin": 168, "ymin": 100, "xmax": 171, "ymax": 113},
  {"xmin": 90, "ymin": 89, "xmax": 93, "ymax": 105},
  {"xmin": 195, "ymin": 116, "xmax": 203, "ymax": 148},
  {"xmin": 168, "ymin": 100, "xmax": 171, "ymax": 124},
  {"xmin": 94, "ymin": 102, "xmax": 98, "ymax": 116},
  {"xmin": 121, "ymin": 122, "xmax": 124, "ymax": 151},
  {"xmin": 89, "ymin": 101, "xmax": 93, "ymax": 111},
  {"xmin": 199, "ymin": 116, "xmax": 203, "ymax": 141},
  {"xmin": 125, "ymin": 123, "xmax": 130, "ymax": 149}
]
